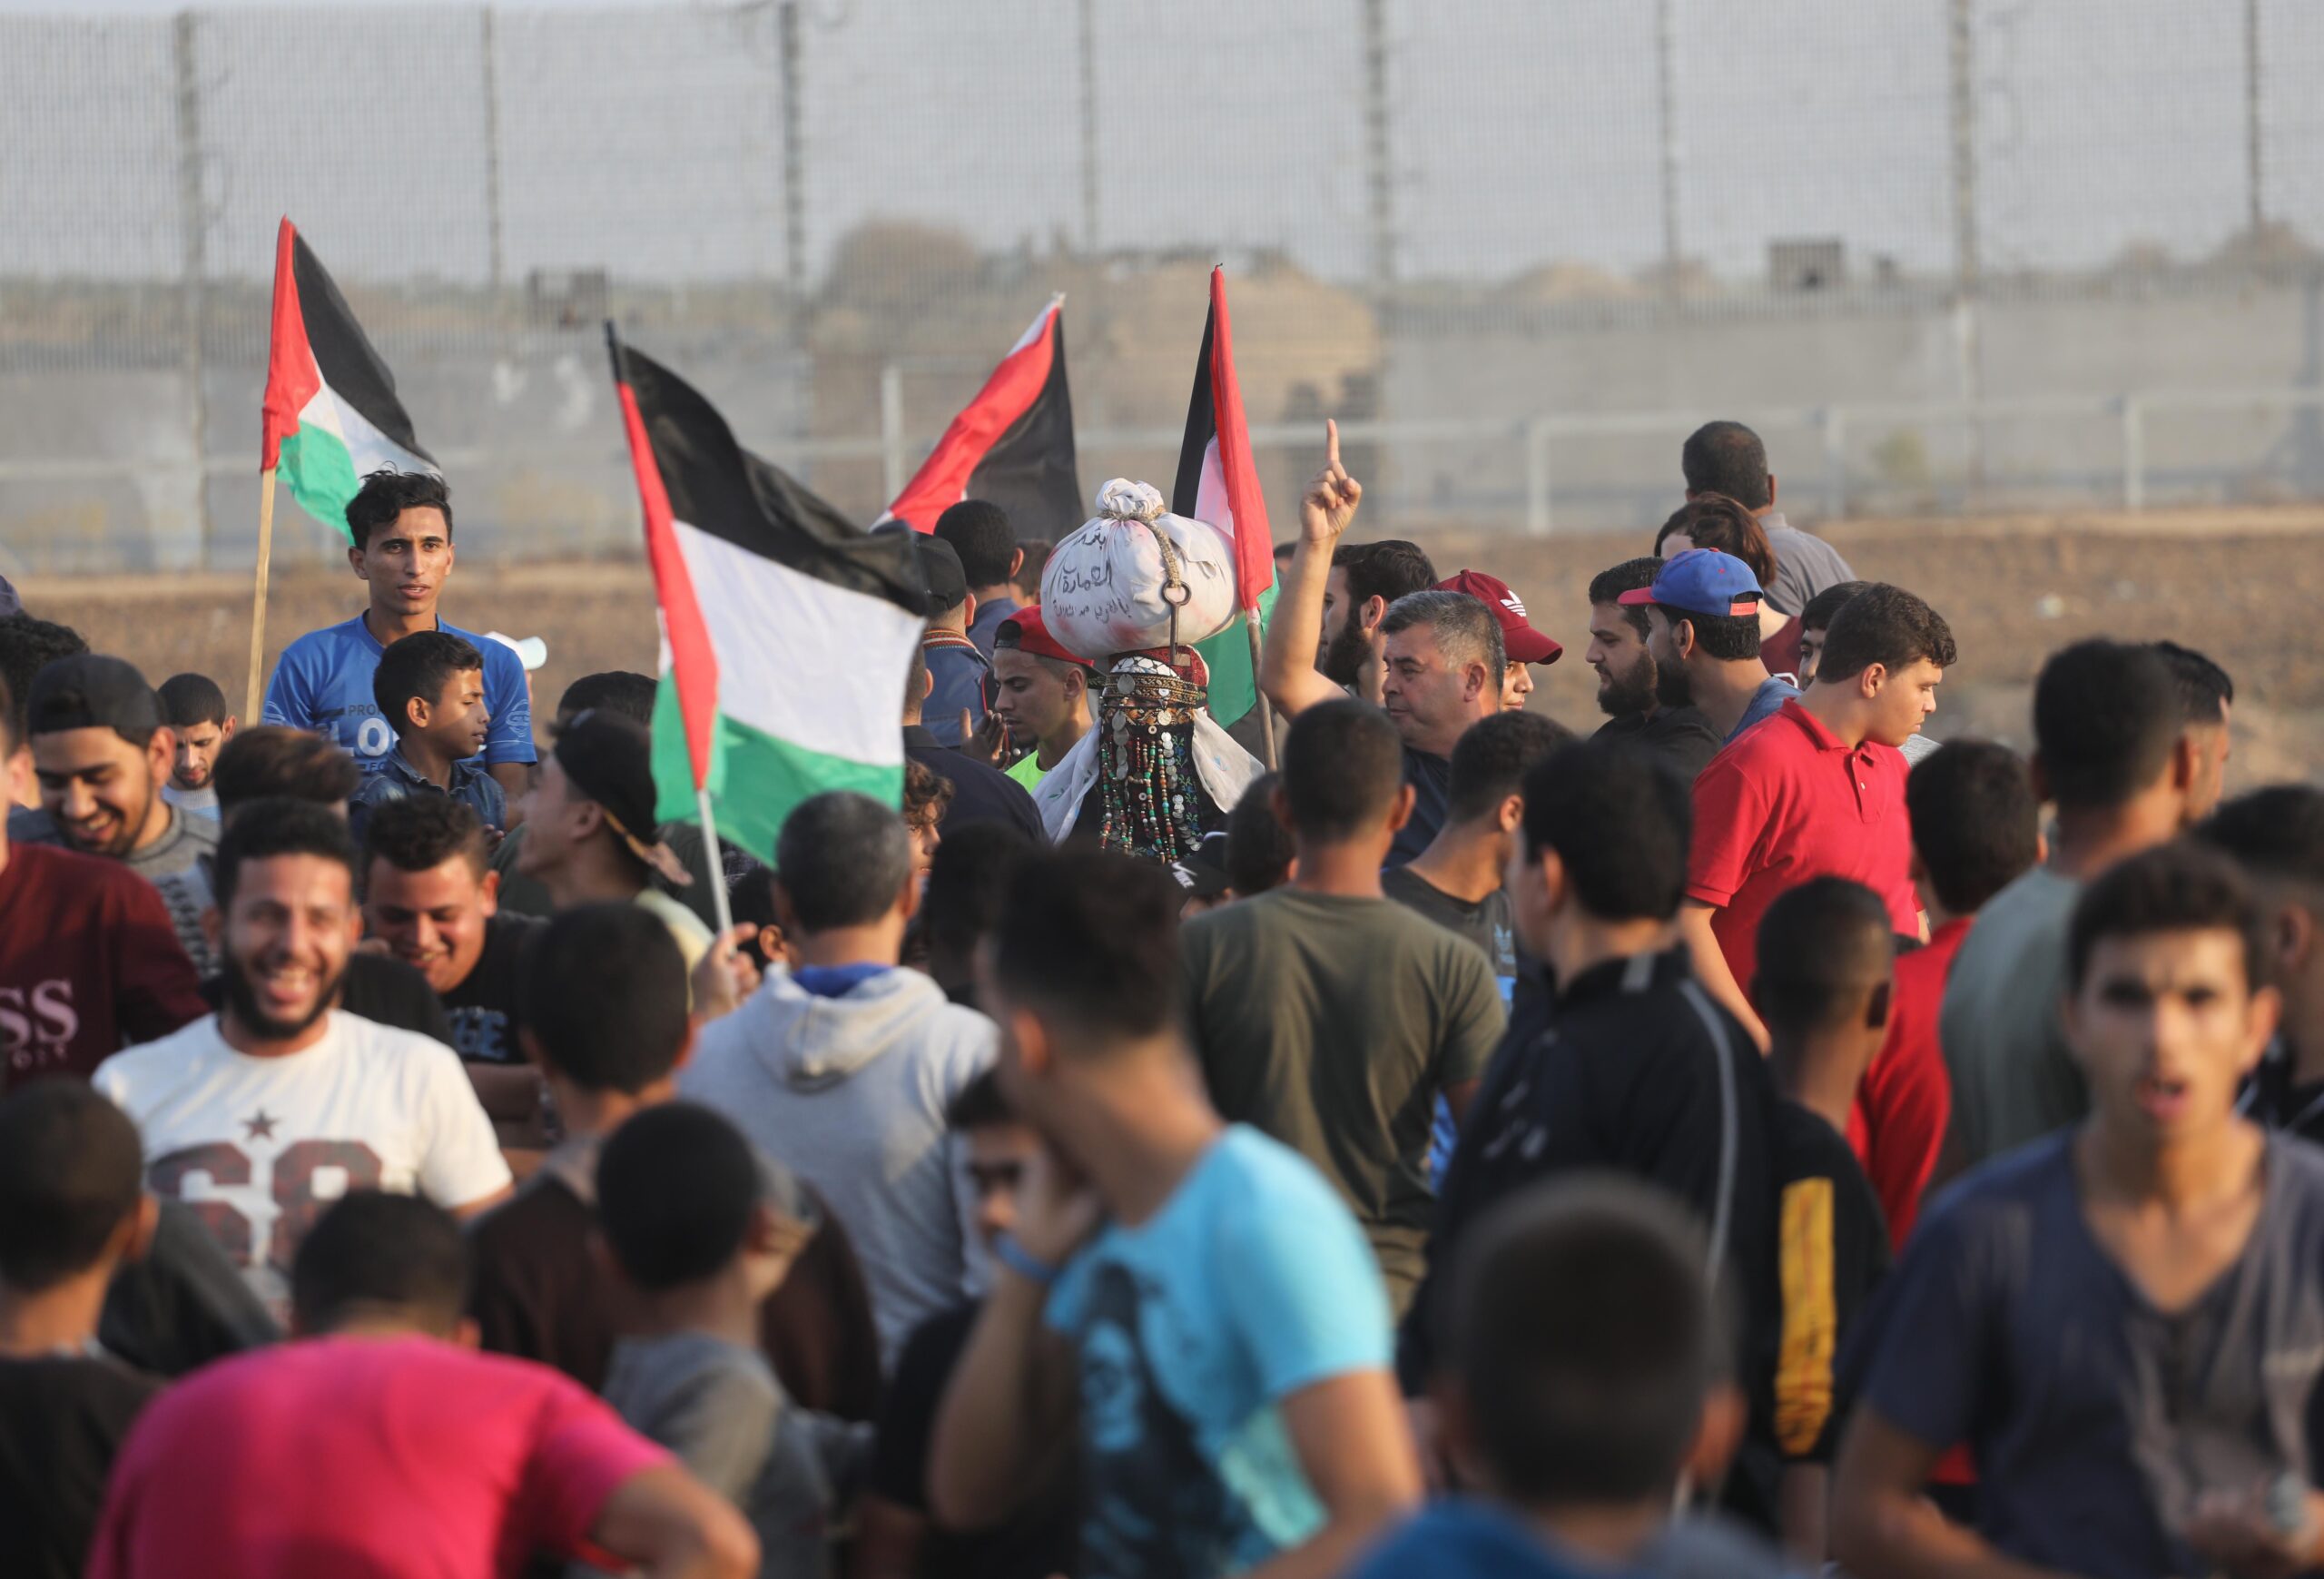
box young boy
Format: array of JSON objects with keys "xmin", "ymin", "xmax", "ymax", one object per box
[
  {"xmin": 0, "ymin": 1082, "xmax": 163, "ymax": 1579},
  {"xmin": 347, "ymin": 629, "xmax": 503, "ymax": 851},
  {"xmin": 596, "ymin": 1100, "xmax": 872, "ymax": 1579},
  {"xmin": 1353, "ymin": 1178, "xmax": 1791, "ymax": 1578},
  {"xmin": 155, "ymin": 672, "xmax": 233, "ymax": 821},
  {"xmin": 1836, "ymin": 842, "xmax": 2324, "ymax": 1579},
  {"xmin": 1751, "ymin": 878, "xmax": 1896, "ymax": 1566}
]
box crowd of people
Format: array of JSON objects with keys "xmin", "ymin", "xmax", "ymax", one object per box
[{"xmin": 0, "ymin": 414, "xmax": 2315, "ymax": 1579}]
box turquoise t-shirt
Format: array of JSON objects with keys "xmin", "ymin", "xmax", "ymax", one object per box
[{"xmin": 1045, "ymin": 1125, "xmax": 1392, "ymax": 1579}]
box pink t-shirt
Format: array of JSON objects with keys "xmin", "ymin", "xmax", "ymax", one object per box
[{"xmin": 87, "ymin": 1335, "xmax": 668, "ymax": 1579}]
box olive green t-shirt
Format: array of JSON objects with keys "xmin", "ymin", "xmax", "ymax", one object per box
[{"xmin": 1180, "ymin": 887, "xmax": 1506, "ymax": 1312}]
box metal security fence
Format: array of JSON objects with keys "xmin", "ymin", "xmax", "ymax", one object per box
[{"xmin": 4, "ymin": 0, "xmax": 2323, "ymax": 570}]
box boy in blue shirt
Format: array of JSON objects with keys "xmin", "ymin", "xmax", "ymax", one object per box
[
  {"xmin": 929, "ymin": 850, "xmax": 1423, "ymax": 1579},
  {"xmin": 261, "ymin": 469, "xmax": 534, "ymax": 799},
  {"xmin": 1354, "ymin": 1179, "xmax": 1793, "ymax": 1579},
  {"xmin": 347, "ymin": 631, "xmax": 505, "ymax": 852}
]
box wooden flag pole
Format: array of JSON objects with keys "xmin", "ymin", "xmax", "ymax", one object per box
[
  {"xmin": 244, "ymin": 467, "xmax": 279, "ymax": 724},
  {"xmin": 1246, "ymin": 610, "xmax": 1277, "ymax": 769},
  {"xmin": 694, "ymin": 785, "xmax": 736, "ymax": 938}
]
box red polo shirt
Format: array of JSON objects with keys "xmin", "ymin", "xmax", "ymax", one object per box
[
  {"xmin": 1688, "ymin": 699, "xmax": 1918, "ymax": 999},
  {"xmin": 1848, "ymin": 914, "xmax": 1968, "ymax": 1248}
]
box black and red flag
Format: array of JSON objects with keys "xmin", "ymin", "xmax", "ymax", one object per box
[{"xmin": 881, "ymin": 295, "xmax": 1080, "ymax": 535}]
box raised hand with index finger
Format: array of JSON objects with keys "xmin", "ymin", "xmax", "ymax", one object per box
[{"xmin": 1299, "ymin": 418, "xmax": 1364, "ymax": 548}]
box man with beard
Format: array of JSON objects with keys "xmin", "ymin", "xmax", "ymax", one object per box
[
  {"xmin": 156, "ymin": 673, "xmax": 232, "ymax": 822},
  {"xmin": 13, "ymin": 656, "xmax": 216, "ymax": 885},
  {"xmin": 1585, "ymin": 557, "xmax": 1720, "ymax": 782},
  {"xmin": 1629, "ymin": 550, "xmax": 1797, "ymax": 745},
  {"xmin": 93, "ymin": 800, "xmax": 511, "ymax": 1320}
]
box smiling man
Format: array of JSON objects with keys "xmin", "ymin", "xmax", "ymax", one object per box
[
  {"xmin": 93, "ymin": 800, "xmax": 511, "ymax": 1322},
  {"xmin": 261, "ymin": 469, "xmax": 535, "ymax": 802},
  {"xmin": 14, "ymin": 655, "xmax": 217, "ymax": 886}
]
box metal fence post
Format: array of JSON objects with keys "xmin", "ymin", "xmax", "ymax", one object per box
[
  {"xmin": 1523, "ymin": 419, "xmax": 1552, "ymax": 537},
  {"xmin": 880, "ymin": 363, "xmax": 907, "ymax": 502},
  {"xmin": 2121, "ymin": 396, "xmax": 2145, "ymax": 511},
  {"xmin": 1820, "ymin": 405, "xmax": 1847, "ymax": 521}
]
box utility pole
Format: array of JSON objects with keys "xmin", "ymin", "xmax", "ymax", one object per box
[
  {"xmin": 1655, "ymin": 0, "xmax": 1682, "ymax": 298},
  {"xmin": 1359, "ymin": 0, "xmax": 1395, "ymax": 296},
  {"xmin": 480, "ymin": 6, "xmax": 507, "ymax": 311},
  {"xmin": 1948, "ymin": 0, "xmax": 1984, "ymax": 499},
  {"xmin": 779, "ymin": 0, "xmax": 807, "ymax": 320},
  {"xmin": 1077, "ymin": 0, "xmax": 1099, "ymax": 253},
  {"xmin": 173, "ymin": 10, "xmax": 214, "ymax": 564},
  {"xmin": 2246, "ymin": 0, "xmax": 2264, "ymax": 238}
]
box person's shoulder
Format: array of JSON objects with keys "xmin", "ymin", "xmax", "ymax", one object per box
[
  {"xmin": 2266, "ymin": 1134, "xmax": 2324, "ymax": 1209},
  {"xmin": 1345, "ymin": 1502, "xmax": 1560, "ymax": 1579},
  {"xmin": 1775, "ymin": 1100, "xmax": 1870, "ymax": 1185},
  {"xmin": 329, "ymin": 1010, "xmax": 467, "ymax": 1073},
  {"xmin": 1643, "ymin": 1515, "xmax": 1802, "ymax": 1579},
  {"xmin": 1211, "ymin": 1125, "xmax": 1351, "ymax": 1212},
  {"xmin": 94, "ymin": 1012, "xmax": 222, "ymax": 1093},
  {"xmin": 1915, "ymin": 1131, "xmax": 2074, "ymax": 1239},
  {"xmin": 349, "ymin": 770, "xmax": 402, "ymax": 805},
  {"xmin": 275, "ymin": 616, "xmax": 369, "ymax": 668},
  {"xmin": 174, "ymin": 811, "xmax": 222, "ymax": 854}
]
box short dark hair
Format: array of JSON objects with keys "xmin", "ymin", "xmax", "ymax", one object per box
[
  {"xmin": 1666, "ymin": 607, "xmax": 1762, "ymax": 663},
  {"xmin": 157, "ymin": 672, "xmax": 230, "ymax": 729},
  {"xmin": 520, "ymin": 903, "xmax": 690, "ymax": 1095},
  {"xmin": 0, "ymin": 613, "xmax": 90, "ymax": 742},
  {"xmin": 2033, "ymin": 640, "xmax": 2182, "ymax": 811},
  {"xmin": 1281, "ymin": 700, "xmax": 1405, "ymax": 841},
  {"xmin": 214, "ymin": 796, "xmax": 359, "ymax": 910},
  {"xmin": 1380, "ymin": 590, "xmax": 1503, "ymax": 678},
  {"xmin": 2067, "ymin": 841, "xmax": 2266, "ymax": 995},
  {"xmin": 1331, "ymin": 539, "xmax": 1437, "ymax": 610},
  {"xmin": 775, "ymin": 791, "xmax": 912, "ymax": 933},
  {"xmin": 1014, "ymin": 538, "xmax": 1053, "ymax": 587},
  {"xmin": 0, "ymin": 1081, "xmax": 144, "ymax": 1292},
  {"xmin": 363, "ymin": 794, "xmax": 489, "ymax": 879},
  {"xmin": 1907, "ymin": 740, "xmax": 2040, "ymax": 914},
  {"xmin": 2152, "ymin": 641, "xmax": 2233, "ymax": 728},
  {"xmin": 1448, "ymin": 711, "xmax": 1572, "ymax": 825},
  {"xmin": 1444, "ymin": 1177, "xmax": 1725, "ymax": 1505},
  {"xmin": 212, "ymin": 725, "xmax": 364, "ymax": 814},
  {"xmin": 992, "ymin": 851, "xmax": 1182, "ymax": 1049},
  {"xmin": 1521, "ymin": 742, "xmax": 1691, "ymax": 921},
  {"xmin": 946, "ymin": 1068, "xmax": 1019, "ymax": 1131},
  {"xmin": 290, "ymin": 1191, "xmax": 468, "ymax": 1335},
  {"xmin": 730, "ymin": 865, "xmax": 782, "ymax": 969},
  {"xmin": 2197, "ymin": 785, "xmax": 2324, "ymax": 893},
  {"xmin": 556, "ymin": 671, "xmax": 657, "ymax": 728},
  {"xmin": 1681, "ymin": 420, "xmax": 1772, "ymax": 511},
  {"xmin": 1654, "ymin": 495, "xmax": 1774, "ymax": 588},
  {"xmin": 26, "ymin": 654, "xmax": 160, "ymax": 748},
  {"xmin": 1798, "ymin": 580, "xmax": 1873, "ymax": 635},
  {"xmin": 934, "ymin": 498, "xmax": 1019, "ymax": 588},
  {"xmin": 597, "ymin": 1102, "xmax": 762, "ymax": 1292},
  {"xmin": 922, "ymin": 822, "xmax": 1035, "ymax": 958},
  {"xmin": 1226, "ymin": 772, "xmax": 1295, "ymax": 896},
  {"xmin": 1752, "ymin": 878, "xmax": 1896, "ymax": 1036},
  {"xmin": 1588, "ymin": 557, "xmax": 1662, "ymax": 641},
  {"xmin": 345, "ymin": 469, "xmax": 453, "ymax": 552},
  {"xmin": 1816, "ymin": 583, "xmax": 1957, "ymax": 685},
  {"xmin": 371, "ymin": 631, "xmax": 482, "ymax": 737}
]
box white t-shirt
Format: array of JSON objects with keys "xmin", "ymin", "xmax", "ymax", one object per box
[{"xmin": 93, "ymin": 1012, "xmax": 512, "ymax": 1319}]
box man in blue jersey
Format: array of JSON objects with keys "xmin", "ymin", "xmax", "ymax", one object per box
[{"xmin": 261, "ymin": 470, "xmax": 535, "ymax": 803}]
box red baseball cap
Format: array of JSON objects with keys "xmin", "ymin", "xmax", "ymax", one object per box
[
  {"xmin": 1437, "ymin": 570, "xmax": 1562, "ymax": 665},
  {"xmin": 996, "ymin": 606, "xmax": 1092, "ymax": 669}
]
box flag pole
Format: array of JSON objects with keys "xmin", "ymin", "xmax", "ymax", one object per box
[
  {"xmin": 694, "ymin": 785, "xmax": 735, "ymax": 938},
  {"xmin": 245, "ymin": 466, "xmax": 278, "ymax": 724},
  {"xmin": 1246, "ymin": 610, "xmax": 1277, "ymax": 768}
]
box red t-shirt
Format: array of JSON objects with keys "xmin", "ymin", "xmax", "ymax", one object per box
[
  {"xmin": 1848, "ymin": 915, "xmax": 1969, "ymax": 1249},
  {"xmin": 0, "ymin": 841, "xmax": 207, "ymax": 1090},
  {"xmin": 87, "ymin": 1335, "xmax": 668, "ymax": 1579},
  {"xmin": 1688, "ymin": 700, "xmax": 1918, "ymax": 999}
]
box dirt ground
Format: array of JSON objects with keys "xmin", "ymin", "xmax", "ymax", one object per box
[{"xmin": 20, "ymin": 504, "xmax": 2324, "ymax": 784}]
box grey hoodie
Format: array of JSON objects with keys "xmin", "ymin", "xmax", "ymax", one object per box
[{"xmin": 682, "ymin": 967, "xmax": 997, "ymax": 1363}]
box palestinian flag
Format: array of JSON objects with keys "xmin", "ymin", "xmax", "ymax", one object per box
[
  {"xmin": 1175, "ymin": 267, "xmax": 1276, "ymax": 726},
  {"xmin": 260, "ymin": 219, "xmax": 435, "ymax": 539},
  {"xmin": 882, "ymin": 295, "xmax": 1080, "ymax": 536},
  {"xmin": 608, "ymin": 329, "xmax": 930, "ymax": 864}
]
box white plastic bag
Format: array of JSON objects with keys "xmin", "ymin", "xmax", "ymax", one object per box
[{"xmin": 1039, "ymin": 479, "xmax": 1237, "ymax": 660}]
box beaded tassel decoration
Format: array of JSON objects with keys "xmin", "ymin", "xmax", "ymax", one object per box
[{"xmin": 1092, "ymin": 655, "xmax": 1209, "ymax": 864}]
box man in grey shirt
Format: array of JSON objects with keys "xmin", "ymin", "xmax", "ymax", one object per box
[
  {"xmin": 1941, "ymin": 641, "xmax": 2206, "ymax": 1168},
  {"xmin": 9, "ymin": 655, "xmax": 217, "ymax": 885},
  {"xmin": 1679, "ymin": 419, "xmax": 1856, "ymax": 617},
  {"xmin": 1837, "ymin": 843, "xmax": 2324, "ymax": 1579}
]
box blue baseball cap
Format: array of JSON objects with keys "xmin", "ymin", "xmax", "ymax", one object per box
[{"xmin": 1619, "ymin": 548, "xmax": 1766, "ymax": 620}]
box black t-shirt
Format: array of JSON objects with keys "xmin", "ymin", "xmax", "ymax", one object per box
[
  {"xmin": 0, "ymin": 1351, "xmax": 163, "ymax": 1579},
  {"xmin": 870, "ymin": 1302, "xmax": 1080, "ymax": 1579},
  {"xmin": 1592, "ymin": 706, "xmax": 1723, "ymax": 784},
  {"xmin": 200, "ymin": 952, "xmax": 454, "ymax": 1043},
  {"xmin": 1386, "ymin": 747, "xmax": 1452, "ymax": 869},
  {"xmin": 1769, "ymin": 1100, "xmax": 1891, "ymax": 1465},
  {"xmin": 441, "ymin": 913, "xmax": 545, "ymax": 1065},
  {"xmin": 902, "ymin": 725, "xmax": 1045, "ymax": 841}
]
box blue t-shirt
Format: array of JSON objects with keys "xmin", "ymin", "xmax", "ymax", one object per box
[
  {"xmin": 1045, "ymin": 1126, "xmax": 1392, "ymax": 1579},
  {"xmin": 1726, "ymin": 675, "xmax": 1800, "ymax": 744},
  {"xmin": 1349, "ymin": 1502, "xmax": 1797, "ymax": 1579},
  {"xmin": 262, "ymin": 614, "xmax": 536, "ymax": 775}
]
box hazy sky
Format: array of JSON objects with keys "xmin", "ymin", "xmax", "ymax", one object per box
[{"xmin": 4, "ymin": 0, "xmax": 2318, "ymax": 289}]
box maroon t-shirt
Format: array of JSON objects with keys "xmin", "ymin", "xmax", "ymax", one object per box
[{"xmin": 0, "ymin": 842, "xmax": 208, "ymax": 1090}]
